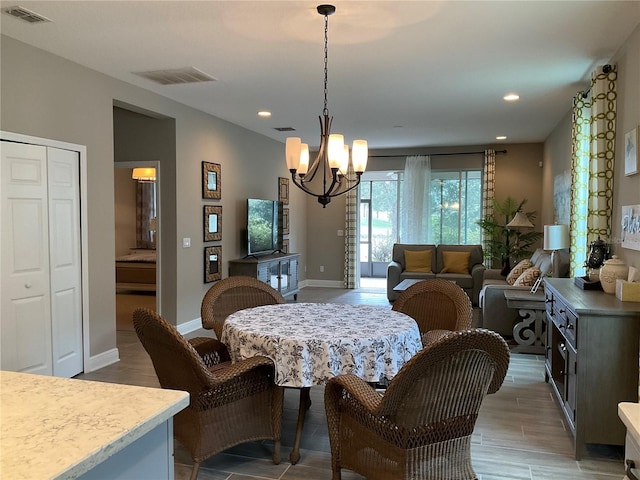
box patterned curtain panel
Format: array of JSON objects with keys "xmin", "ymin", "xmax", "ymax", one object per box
[
  {"xmin": 136, "ymin": 181, "xmax": 157, "ymax": 249},
  {"xmin": 343, "ymin": 164, "xmax": 359, "ymax": 289},
  {"xmin": 344, "ymin": 186, "xmax": 359, "ymax": 289},
  {"xmin": 570, "ymin": 65, "xmax": 617, "ymax": 277},
  {"xmin": 399, "ymin": 155, "xmax": 431, "ymax": 243},
  {"xmin": 481, "ymin": 149, "xmax": 496, "ymax": 266}
]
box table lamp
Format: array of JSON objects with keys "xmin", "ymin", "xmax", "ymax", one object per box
[{"xmin": 544, "ymin": 224, "xmax": 570, "ymax": 277}]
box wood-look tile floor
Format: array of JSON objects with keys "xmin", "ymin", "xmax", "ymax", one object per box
[{"xmin": 78, "ymin": 284, "xmax": 625, "ymax": 479}]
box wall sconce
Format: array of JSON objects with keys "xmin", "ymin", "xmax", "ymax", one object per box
[{"xmin": 544, "ymin": 224, "xmax": 570, "ymax": 277}]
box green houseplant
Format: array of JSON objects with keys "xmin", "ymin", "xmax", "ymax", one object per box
[{"xmin": 478, "ymin": 197, "xmax": 543, "ymax": 274}]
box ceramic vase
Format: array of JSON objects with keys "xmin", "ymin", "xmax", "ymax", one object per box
[{"xmin": 599, "ymin": 255, "xmax": 629, "ymax": 294}]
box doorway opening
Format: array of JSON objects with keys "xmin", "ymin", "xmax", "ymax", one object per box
[
  {"xmin": 114, "ymin": 162, "xmax": 159, "ymax": 331},
  {"xmin": 358, "ymin": 171, "xmax": 400, "ymax": 290}
]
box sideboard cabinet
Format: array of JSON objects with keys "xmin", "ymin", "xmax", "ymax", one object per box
[
  {"xmin": 544, "ymin": 278, "xmax": 640, "ymax": 459},
  {"xmin": 229, "ymin": 253, "xmax": 299, "ymax": 299}
]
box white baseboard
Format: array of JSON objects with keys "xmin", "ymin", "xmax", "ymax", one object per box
[
  {"xmin": 85, "ymin": 347, "xmax": 119, "ymax": 373},
  {"xmin": 177, "ymin": 317, "xmax": 203, "ymax": 336}
]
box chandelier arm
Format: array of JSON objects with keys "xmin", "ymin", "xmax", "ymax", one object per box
[{"xmin": 327, "ymin": 175, "xmax": 362, "ymax": 198}]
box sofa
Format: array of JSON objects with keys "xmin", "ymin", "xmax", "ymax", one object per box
[
  {"xmin": 386, "ymin": 244, "xmax": 485, "ymax": 305},
  {"xmin": 479, "ymin": 248, "xmax": 570, "ymax": 336}
]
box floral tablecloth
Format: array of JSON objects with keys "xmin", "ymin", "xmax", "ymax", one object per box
[{"xmin": 221, "ymin": 303, "xmax": 422, "ymax": 387}]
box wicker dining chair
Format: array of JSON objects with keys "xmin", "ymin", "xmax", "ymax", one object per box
[
  {"xmin": 132, "ymin": 308, "xmax": 283, "ymax": 480},
  {"xmin": 324, "ymin": 328, "xmax": 510, "ymax": 480},
  {"xmin": 201, "ymin": 275, "xmax": 285, "ymax": 340},
  {"xmin": 392, "ymin": 278, "xmax": 473, "ymax": 345}
]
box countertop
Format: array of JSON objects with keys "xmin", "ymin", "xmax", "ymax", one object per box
[
  {"xmin": 0, "ymin": 370, "xmax": 189, "ymax": 480},
  {"xmin": 620, "ymin": 402, "xmax": 640, "ymax": 443}
]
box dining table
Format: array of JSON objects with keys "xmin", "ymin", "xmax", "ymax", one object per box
[{"xmin": 221, "ymin": 302, "xmax": 422, "ymax": 464}]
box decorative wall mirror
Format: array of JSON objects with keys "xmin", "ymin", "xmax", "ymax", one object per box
[
  {"xmin": 202, "ymin": 162, "xmax": 221, "ymax": 199},
  {"xmin": 204, "ymin": 246, "xmax": 222, "ymax": 283},
  {"xmin": 203, "ymin": 205, "xmax": 222, "ymax": 242}
]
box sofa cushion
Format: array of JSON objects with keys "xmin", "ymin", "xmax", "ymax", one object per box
[
  {"xmin": 392, "ymin": 244, "xmax": 437, "ymax": 269},
  {"xmin": 507, "ymin": 259, "xmax": 534, "ymax": 285},
  {"xmin": 513, "ymin": 266, "xmax": 541, "ymax": 286},
  {"xmin": 441, "ymin": 251, "xmax": 470, "ymax": 274},
  {"xmin": 404, "ymin": 249, "xmax": 432, "ymax": 273}
]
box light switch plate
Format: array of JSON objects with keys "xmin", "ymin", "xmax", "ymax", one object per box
[{"xmin": 183, "ymin": 237, "xmax": 191, "ymax": 248}]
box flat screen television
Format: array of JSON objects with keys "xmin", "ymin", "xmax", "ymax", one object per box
[{"xmin": 246, "ymin": 198, "xmax": 280, "ymax": 256}]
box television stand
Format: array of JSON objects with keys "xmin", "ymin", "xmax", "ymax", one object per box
[{"xmin": 229, "ymin": 252, "xmax": 300, "ymax": 300}]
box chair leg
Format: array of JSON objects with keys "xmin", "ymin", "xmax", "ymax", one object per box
[
  {"xmin": 273, "ymin": 439, "xmax": 281, "ymax": 465},
  {"xmin": 189, "ymin": 461, "xmax": 201, "ymax": 480}
]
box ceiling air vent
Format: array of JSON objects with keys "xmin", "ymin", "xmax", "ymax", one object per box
[
  {"xmin": 134, "ymin": 67, "xmax": 216, "ymax": 86},
  {"xmin": 274, "ymin": 127, "xmax": 296, "ymax": 132},
  {"xmin": 2, "ymin": 5, "xmax": 51, "ymax": 23}
]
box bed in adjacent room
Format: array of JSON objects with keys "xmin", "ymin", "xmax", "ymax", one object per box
[{"xmin": 115, "ymin": 250, "xmax": 156, "ymax": 292}]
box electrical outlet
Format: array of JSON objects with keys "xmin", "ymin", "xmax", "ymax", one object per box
[{"xmin": 337, "ymin": 229, "xmax": 344, "ymax": 237}]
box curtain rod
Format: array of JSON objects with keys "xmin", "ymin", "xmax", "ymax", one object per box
[{"xmin": 369, "ymin": 149, "xmax": 507, "ymax": 158}]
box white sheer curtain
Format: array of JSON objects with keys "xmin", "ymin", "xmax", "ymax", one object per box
[{"xmin": 400, "ymin": 155, "xmax": 431, "ymax": 243}]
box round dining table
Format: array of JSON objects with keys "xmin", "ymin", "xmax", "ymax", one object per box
[{"xmin": 221, "ymin": 302, "xmax": 422, "ymax": 463}]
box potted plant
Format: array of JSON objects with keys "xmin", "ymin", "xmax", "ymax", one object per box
[{"xmin": 478, "ymin": 197, "xmax": 543, "ymax": 274}]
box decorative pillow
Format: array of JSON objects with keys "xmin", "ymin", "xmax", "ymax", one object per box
[
  {"xmin": 440, "ymin": 251, "xmax": 470, "ymax": 274},
  {"xmin": 513, "ymin": 266, "xmax": 541, "ymax": 287},
  {"xmin": 506, "ymin": 259, "xmax": 534, "ymax": 285},
  {"xmin": 404, "ymin": 250, "xmax": 432, "ymax": 273}
]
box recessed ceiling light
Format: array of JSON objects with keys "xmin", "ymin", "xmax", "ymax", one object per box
[
  {"xmin": 257, "ymin": 111, "xmax": 271, "ymax": 118},
  {"xmin": 503, "ymin": 93, "xmax": 520, "ymax": 102},
  {"xmin": 496, "ymin": 136, "xmax": 507, "ymax": 140}
]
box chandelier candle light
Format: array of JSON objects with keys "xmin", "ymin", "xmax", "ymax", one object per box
[{"xmin": 285, "ymin": 4, "xmax": 368, "ymax": 207}]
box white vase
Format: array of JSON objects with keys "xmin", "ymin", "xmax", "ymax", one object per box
[{"xmin": 599, "ymin": 256, "xmax": 629, "ymax": 294}]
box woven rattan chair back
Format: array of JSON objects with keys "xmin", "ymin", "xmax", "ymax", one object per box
[
  {"xmin": 133, "ymin": 307, "xmax": 215, "ymax": 393},
  {"xmin": 324, "ymin": 329, "xmax": 510, "ymax": 480},
  {"xmin": 201, "ymin": 276, "xmax": 285, "ymax": 339},
  {"xmin": 392, "ymin": 278, "xmax": 472, "ymax": 338},
  {"xmin": 133, "ymin": 307, "xmax": 283, "ymax": 480}
]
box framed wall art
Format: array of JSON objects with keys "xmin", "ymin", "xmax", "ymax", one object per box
[
  {"xmin": 281, "ymin": 238, "xmax": 290, "ymax": 254},
  {"xmin": 204, "ymin": 246, "xmax": 222, "ymax": 283},
  {"xmin": 282, "ymin": 207, "xmax": 290, "ymax": 235},
  {"xmin": 203, "ymin": 205, "xmax": 222, "ymax": 242},
  {"xmin": 621, "ymin": 205, "xmax": 640, "ymax": 251},
  {"xmin": 624, "ymin": 127, "xmax": 639, "ymax": 176},
  {"xmin": 278, "ymin": 177, "xmax": 289, "ymax": 205},
  {"xmin": 202, "ymin": 162, "xmax": 222, "ymax": 199}
]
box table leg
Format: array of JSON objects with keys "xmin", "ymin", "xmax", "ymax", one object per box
[{"xmin": 290, "ymin": 387, "xmax": 311, "ymax": 464}]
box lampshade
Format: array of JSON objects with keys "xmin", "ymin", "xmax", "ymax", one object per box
[
  {"xmin": 544, "ymin": 224, "xmax": 570, "ymax": 250},
  {"xmin": 131, "ymin": 167, "xmax": 156, "ymax": 182},
  {"xmin": 506, "ymin": 212, "xmax": 534, "ymax": 229}
]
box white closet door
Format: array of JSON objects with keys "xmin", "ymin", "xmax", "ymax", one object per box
[
  {"xmin": 48, "ymin": 147, "xmax": 83, "ymax": 377},
  {"xmin": 1, "ymin": 142, "xmax": 53, "ymax": 375}
]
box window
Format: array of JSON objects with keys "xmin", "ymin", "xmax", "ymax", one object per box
[{"xmin": 429, "ymin": 170, "xmax": 482, "ymax": 245}]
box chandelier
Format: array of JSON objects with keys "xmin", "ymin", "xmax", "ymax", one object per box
[{"xmin": 285, "ymin": 4, "xmax": 368, "ymax": 208}]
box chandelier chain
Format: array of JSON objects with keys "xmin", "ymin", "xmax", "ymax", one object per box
[{"xmin": 323, "ymin": 12, "xmax": 329, "ymax": 116}]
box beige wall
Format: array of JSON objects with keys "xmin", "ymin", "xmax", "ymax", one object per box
[
  {"xmin": 1, "ymin": 35, "xmax": 306, "ymax": 360},
  {"xmin": 542, "ymin": 24, "xmax": 640, "ymax": 271}
]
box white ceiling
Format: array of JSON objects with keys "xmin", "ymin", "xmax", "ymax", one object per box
[{"xmin": 1, "ymin": 1, "xmax": 639, "ymax": 150}]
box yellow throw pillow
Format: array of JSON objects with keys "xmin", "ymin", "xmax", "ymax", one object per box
[
  {"xmin": 440, "ymin": 251, "xmax": 470, "ymax": 274},
  {"xmin": 506, "ymin": 259, "xmax": 534, "ymax": 285},
  {"xmin": 513, "ymin": 266, "xmax": 541, "ymax": 287},
  {"xmin": 404, "ymin": 250, "xmax": 432, "ymax": 273}
]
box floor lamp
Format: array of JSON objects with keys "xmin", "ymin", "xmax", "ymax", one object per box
[
  {"xmin": 503, "ymin": 212, "xmax": 535, "ymax": 275},
  {"xmin": 544, "ymin": 225, "xmax": 570, "ymax": 277}
]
